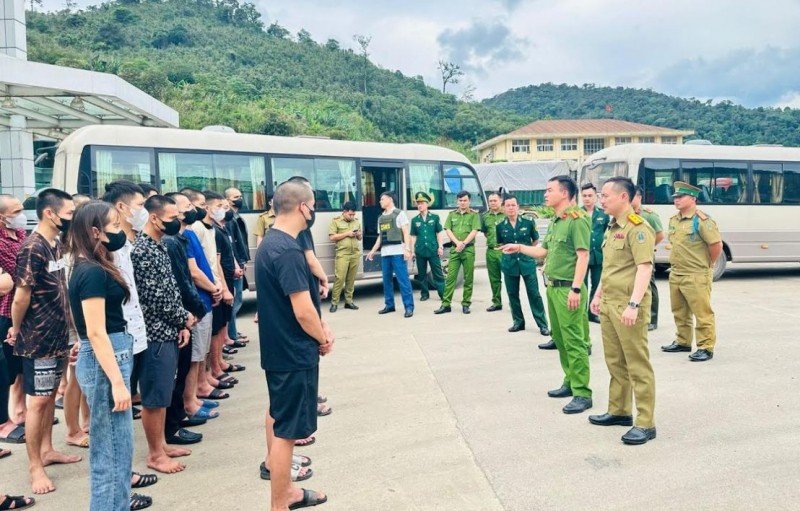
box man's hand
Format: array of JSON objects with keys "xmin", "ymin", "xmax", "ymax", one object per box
[
  {"xmin": 212, "ymin": 285, "xmax": 223, "ymax": 300},
  {"xmin": 366, "ymin": 251, "xmax": 376, "ymax": 261},
  {"xmin": 403, "ymin": 250, "xmax": 412, "ymax": 262},
  {"xmin": 178, "ymin": 329, "xmax": 190, "ymax": 348},
  {"xmin": 234, "ymin": 267, "xmax": 244, "ymax": 278},
  {"xmin": 5, "ymin": 326, "xmax": 16, "ymax": 346},
  {"xmin": 319, "ymin": 278, "xmax": 329, "ymax": 299},
  {"xmin": 455, "ymin": 241, "xmax": 465, "ymax": 253},
  {"xmin": 437, "ymin": 246, "xmax": 444, "ymax": 257},
  {"xmin": 567, "ymin": 290, "xmax": 581, "ymax": 311},
  {"xmin": 621, "ymin": 306, "xmax": 639, "ymax": 327},
  {"xmin": 590, "ymin": 296, "xmax": 601, "ymax": 316},
  {"xmin": 185, "ymin": 313, "xmax": 197, "ymax": 328},
  {"xmin": 223, "ymin": 290, "xmax": 233, "ymax": 305},
  {"xmin": 320, "ymin": 319, "xmax": 335, "ymax": 356},
  {"xmin": 69, "ymin": 343, "xmax": 79, "ymax": 367},
  {"xmin": 501, "ymin": 243, "xmax": 520, "ymax": 254}
]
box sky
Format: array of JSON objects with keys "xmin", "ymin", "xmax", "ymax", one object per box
[{"xmin": 37, "ymin": 0, "xmax": 800, "ymax": 108}]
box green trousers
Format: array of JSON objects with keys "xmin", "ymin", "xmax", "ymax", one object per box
[
  {"xmin": 331, "ymin": 253, "xmax": 360, "ymax": 305},
  {"xmin": 442, "ymin": 246, "xmax": 475, "ymax": 307},
  {"xmin": 585, "ymin": 263, "xmax": 602, "ymax": 314},
  {"xmin": 547, "ymin": 285, "xmax": 591, "ymax": 398},
  {"xmin": 486, "ymin": 249, "xmax": 503, "ymax": 307},
  {"xmin": 415, "ymin": 255, "xmax": 445, "ymax": 300},
  {"xmin": 504, "ymin": 271, "xmax": 548, "ymax": 330}
]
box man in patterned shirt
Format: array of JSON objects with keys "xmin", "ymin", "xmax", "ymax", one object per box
[
  {"xmin": 9, "ymin": 189, "xmax": 79, "ymax": 494},
  {"xmin": 131, "ymin": 195, "xmax": 195, "ymax": 475}
]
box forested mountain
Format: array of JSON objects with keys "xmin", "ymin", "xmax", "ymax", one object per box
[{"xmin": 483, "ymin": 84, "xmax": 800, "ymax": 146}]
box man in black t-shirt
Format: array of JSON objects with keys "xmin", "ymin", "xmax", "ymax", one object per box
[{"xmin": 256, "ymin": 180, "xmax": 332, "ymax": 510}]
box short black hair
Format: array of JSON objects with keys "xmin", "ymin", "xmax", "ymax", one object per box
[
  {"xmin": 266, "ymin": 192, "xmax": 274, "ymax": 202},
  {"xmin": 274, "ymin": 181, "xmax": 313, "ymax": 215},
  {"xmin": 549, "ymin": 176, "xmax": 579, "ymax": 201},
  {"xmin": 202, "ymin": 190, "xmax": 225, "ymax": 202},
  {"xmin": 456, "ymin": 190, "xmax": 471, "ymax": 199},
  {"xmin": 502, "ymin": 195, "xmax": 518, "ymax": 205},
  {"xmin": 380, "ymin": 191, "xmax": 396, "ymax": 203},
  {"xmin": 144, "ymin": 195, "xmax": 176, "ymax": 215},
  {"xmin": 580, "ymin": 183, "xmax": 597, "ymax": 192},
  {"xmin": 164, "ymin": 192, "xmax": 189, "ymax": 202},
  {"xmin": 102, "ymin": 180, "xmax": 144, "ymax": 205},
  {"xmin": 287, "ymin": 175, "xmax": 311, "ymax": 184},
  {"xmin": 36, "ymin": 188, "xmax": 72, "ymax": 220},
  {"xmin": 634, "ymin": 186, "xmax": 644, "ymax": 197},
  {"xmin": 604, "ymin": 176, "xmax": 636, "ymax": 201},
  {"xmin": 139, "ymin": 183, "xmax": 158, "ymax": 196},
  {"xmin": 487, "ymin": 191, "xmax": 502, "ymax": 200},
  {"xmin": 342, "ymin": 201, "xmax": 356, "ymax": 211},
  {"xmin": 180, "ymin": 188, "xmax": 203, "ymax": 202},
  {"xmin": 72, "ymin": 193, "xmax": 91, "ymax": 201}
]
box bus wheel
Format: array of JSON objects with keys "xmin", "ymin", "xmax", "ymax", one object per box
[{"xmin": 712, "ymin": 254, "xmax": 727, "ymax": 281}]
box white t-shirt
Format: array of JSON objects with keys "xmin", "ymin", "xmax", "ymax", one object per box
[
  {"xmin": 191, "ymin": 221, "xmax": 220, "ymax": 284},
  {"xmin": 114, "ymin": 239, "xmax": 149, "ymax": 355},
  {"xmin": 379, "ymin": 210, "xmax": 410, "ymax": 257}
]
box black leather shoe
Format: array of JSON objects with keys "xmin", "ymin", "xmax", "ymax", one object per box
[
  {"xmin": 538, "ymin": 339, "xmax": 557, "ymax": 350},
  {"xmin": 486, "ymin": 304, "xmax": 502, "ymax": 312},
  {"xmin": 180, "ymin": 416, "xmax": 207, "ymax": 428},
  {"xmin": 404, "ymin": 310, "xmax": 413, "ymax": 318},
  {"xmin": 547, "ymin": 385, "xmax": 572, "ymax": 398},
  {"xmin": 563, "ymin": 396, "xmax": 593, "ymax": 414},
  {"xmin": 648, "ymin": 324, "xmax": 656, "ymax": 331},
  {"xmin": 166, "ymin": 428, "xmax": 203, "ymax": 445},
  {"xmin": 462, "ymin": 306, "xmax": 471, "ymax": 314},
  {"xmin": 588, "ymin": 413, "xmax": 633, "ymax": 427},
  {"xmin": 587, "ymin": 345, "xmax": 592, "ymax": 356},
  {"xmin": 621, "ymin": 426, "xmax": 657, "ymax": 445},
  {"xmin": 588, "ymin": 314, "xmax": 601, "ymax": 324},
  {"xmin": 508, "ymin": 323, "xmax": 525, "ymax": 333},
  {"xmin": 329, "ymin": 304, "xmax": 338, "ymax": 313},
  {"xmin": 689, "ymin": 349, "xmax": 713, "ymax": 362},
  {"xmin": 378, "ymin": 307, "xmax": 396, "ymax": 314},
  {"xmin": 539, "ymin": 327, "xmax": 551, "ymax": 336},
  {"xmin": 420, "ymin": 296, "xmax": 429, "ymax": 302},
  {"xmin": 661, "ymin": 342, "xmax": 691, "ymax": 352},
  {"xmin": 344, "ymin": 302, "xmax": 359, "ymax": 310},
  {"xmin": 434, "ymin": 306, "xmax": 451, "ymax": 314}
]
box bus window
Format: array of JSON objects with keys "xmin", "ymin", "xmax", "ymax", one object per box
[
  {"xmin": 272, "ymin": 157, "xmax": 358, "ymax": 211},
  {"xmin": 407, "ymin": 162, "xmax": 443, "ymax": 209},
  {"xmin": 582, "ymin": 161, "xmax": 628, "ymax": 189},
  {"xmin": 159, "ymin": 152, "xmax": 213, "ymax": 193},
  {"xmin": 681, "ymin": 161, "xmax": 714, "ymax": 203},
  {"xmin": 783, "ymin": 163, "xmax": 800, "ymax": 204},
  {"xmin": 272, "ymin": 157, "xmax": 314, "ymax": 188},
  {"xmin": 93, "ymin": 147, "xmax": 155, "ymax": 195},
  {"xmin": 443, "ymin": 164, "xmax": 485, "ymax": 209},
  {"xmin": 639, "ymin": 158, "xmax": 678, "ymax": 204},
  {"xmin": 712, "ymin": 162, "xmax": 747, "ymax": 204},
  {"xmin": 752, "ymin": 163, "xmax": 783, "ymax": 205}
]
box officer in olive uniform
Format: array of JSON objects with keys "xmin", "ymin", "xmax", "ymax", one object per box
[
  {"xmin": 633, "ymin": 187, "xmax": 665, "ymax": 331},
  {"xmin": 482, "ymin": 192, "xmax": 506, "ymax": 312},
  {"xmin": 588, "ymin": 176, "xmax": 657, "ymax": 445},
  {"xmin": 435, "ymin": 190, "xmax": 481, "ymax": 314},
  {"xmin": 254, "ymin": 192, "xmax": 275, "ymax": 246},
  {"xmin": 410, "ymin": 191, "xmax": 445, "ymax": 301},
  {"xmin": 581, "ymin": 183, "xmax": 609, "ymax": 323},
  {"xmin": 495, "ymin": 196, "xmax": 549, "ymax": 335},
  {"xmin": 661, "ymin": 181, "xmax": 722, "ymax": 362},
  {"xmin": 328, "ymin": 201, "xmax": 362, "ymax": 312}
]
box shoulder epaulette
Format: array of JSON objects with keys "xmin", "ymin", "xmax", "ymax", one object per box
[
  {"xmin": 696, "ymin": 209, "xmax": 709, "ymax": 220},
  {"xmin": 627, "ymin": 213, "xmax": 644, "ymax": 225}
]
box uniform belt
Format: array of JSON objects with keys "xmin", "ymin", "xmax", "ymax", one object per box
[{"xmin": 546, "ymin": 279, "xmax": 572, "ymax": 288}]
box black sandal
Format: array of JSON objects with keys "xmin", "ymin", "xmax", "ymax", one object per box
[
  {"xmin": 0, "ymin": 495, "xmax": 35, "ymax": 510},
  {"xmin": 289, "ymin": 489, "xmax": 327, "ymax": 510},
  {"xmin": 130, "ymin": 493, "xmax": 152, "ymax": 510},
  {"xmin": 131, "ymin": 472, "xmax": 158, "ymax": 489}
]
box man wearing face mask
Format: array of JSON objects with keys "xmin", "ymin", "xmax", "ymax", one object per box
[
  {"xmin": 224, "ymin": 188, "xmax": 250, "ymax": 344},
  {"xmin": 0, "ymin": 194, "xmax": 27, "ymax": 444},
  {"xmin": 9, "ymin": 189, "xmax": 80, "ymax": 494},
  {"xmin": 131, "ymin": 195, "xmax": 196, "ymax": 475}
]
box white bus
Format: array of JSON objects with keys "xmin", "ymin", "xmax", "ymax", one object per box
[
  {"xmin": 580, "ymin": 143, "xmax": 800, "ymax": 279},
  {"xmin": 50, "ymin": 125, "xmax": 487, "ymax": 285}
]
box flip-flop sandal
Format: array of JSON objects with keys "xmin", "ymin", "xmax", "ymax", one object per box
[
  {"xmin": 317, "ymin": 404, "xmax": 332, "ymax": 417},
  {"xmin": 66, "ymin": 436, "xmax": 89, "ymax": 448},
  {"xmin": 201, "ymin": 399, "xmax": 219, "ymax": 409},
  {"xmin": 0, "ymin": 425, "xmax": 25, "ymax": 444},
  {"xmin": 294, "ymin": 436, "xmax": 315, "ymax": 447},
  {"xmin": 222, "ymin": 345, "xmax": 238, "ymax": 355},
  {"xmin": 188, "ymin": 407, "xmax": 219, "ymax": 420},
  {"xmin": 294, "ymin": 454, "xmax": 312, "ymax": 467},
  {"xmin": 131, "ymin": 472, "xmax": 158, "ymax": 489},
  {"xmin": 260, "ymin": 462, "xmax": 313, "ymax": 481},
  {"xmin": 0, "ymin": 495, "xmax": 35, "ymax": 510},
  {"xmin": 229, "ymin": 340, "xmax": 247, "ymax": 348},
  {"xmin": 317, "ymin": 395, "xmax": 327, "ymax": 404},
  {"xmin": 0, "ymin": 448, "xmax": 10, "ymax": 459},
  {"xmin": 289, "ymin": 489, "xmax": 328, "ymax": 510},
  {"xmin": 198, "ymin": 389, "xmax": 230, "ymax": 400},
  {"xmin": 212, "ymin": 379, "xmax": 234, "ymax": 390},
  {"xmin": 213, "ymin": 373, "xmax": 239, "ymax": 385},
  {"xmin": 130, "ymin": 493, "xmax": 152, "ymax": 510},
  {"xmin": 133, "ymin": 406, "xmax": 142, "ymax": 420},
  {"xmin": 224, "ymin": 363, "xmax": 246, "ymax": 372}
]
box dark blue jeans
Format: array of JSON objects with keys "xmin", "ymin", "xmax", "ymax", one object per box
[
  {"xmin": 381, "ymin": 254, "xmax": 414, "ymax": 312},
  {"xmin": 228, "ymin": 277, "xmax": 244, "ymax": 339}
]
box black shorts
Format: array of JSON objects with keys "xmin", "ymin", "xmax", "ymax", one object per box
[
  {"xmin": 139, "ymin": 341, "xmax": 178, "ymax": 408},
  {"xmin": 265, "ymin": 366, "xmax": 319, "ymax": 440},
  {"xmin": 0, "ymin": 317, "xmax": 22, "ymax": 383},
  {"xmin": 22, "ymin": 357, "xmax": 66, "ymax": 397},
  {"xmin": 211, "ymin": 303, "xmax": 232, "ymax": 336}
]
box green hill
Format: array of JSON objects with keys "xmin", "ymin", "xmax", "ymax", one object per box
[
  {"xmin": 25, "ymin": 0, "xmax": 524, "ymax": 159},
  {"xmin": 482, "ymin": 83, "xmax": 800, "ymax": 146}
]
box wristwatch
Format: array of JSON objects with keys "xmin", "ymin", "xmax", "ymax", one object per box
[
  {"xmin": 627, "ymin": 301, "xmax": 640, "ymax": 309},
  {"xmin": 570, "ymin": 287, "xmax": 581, "ymax": 294}
]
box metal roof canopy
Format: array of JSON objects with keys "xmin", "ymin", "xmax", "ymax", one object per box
[{"xmin": 0, "ymin": 54, "xmax": 179, "ymax": 140}]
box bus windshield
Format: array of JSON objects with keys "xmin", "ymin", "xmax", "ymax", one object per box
[{"xmin": 581, "ymin": 161, "xmax": 628, "ymax": 187}]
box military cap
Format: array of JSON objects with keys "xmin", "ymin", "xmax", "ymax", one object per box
[
  {"xmin": 672, "ymin": 181, "xmax": 700, "ymax": 198},
  {"xmin": 414, "ymin": 191, "xmax": 433, "ymax": 204}
]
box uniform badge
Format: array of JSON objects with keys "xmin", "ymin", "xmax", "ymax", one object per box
[
  {"xmin": 636, "ymin": 231, "xmax": 645, "ymax": 244},
  {"xmin": 614, "ymin": 233, "xmax": 625, "ymax": 239}
]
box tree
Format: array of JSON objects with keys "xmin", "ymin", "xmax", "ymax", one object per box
[
  {"xmin": 266, "ymin": 22, "xmax": 289, "ymax": 39},
  {"xmin": 28, "ymin": 0, "xmax": 43, "ymax": 11},
  {"xmin": 352, "ymin": 34, "xmax": 372, "ymax": 94},
  {"xmin": 64, "ymin": 0, "xmax": 77, "ymax": 10},
  {"xmin": 297, "ymin": 29, "xmax": 314, "ymax": 44},
  {"xmin": 460, "ymin": 81, "xmax": 477, "ymax": 102},
  {"xmin": 324, "ymin": 38, "xmax": 340, "ymax": 51},
  {"xmin": 438, "ymin": 60, "xmax": 464, "ymax": 94}
]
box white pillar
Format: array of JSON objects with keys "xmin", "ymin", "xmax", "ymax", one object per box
[
  {"xmin": 0, "ymin": 114, "xmax": 35, "ymax": 198},
  {"xmin": 1, "ymin": 0, "xmax": 27, "ymax": 60}
]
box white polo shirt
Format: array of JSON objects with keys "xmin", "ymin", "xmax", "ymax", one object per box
[{"xmin": 114, "ymin": 239, "xmax": 148, "ymax": 354}]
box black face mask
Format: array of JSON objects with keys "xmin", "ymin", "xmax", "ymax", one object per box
[
  {"xmin": 183, "ymin": 209, "xmax": 198, "ymax": 225},
  {"xmin": 55, "ymin": 216, "xmax": 71, "ymax": 234},
  {"xmin": 160, "ymin": 218, "xmax": 181, "ymax": 236},
  {"xmin": 102, "ymin": 230, "xmax": 127, "ymax": 252},
  {"xmin": 196, "ymin": 208, "xmax": 207, "ymax": 221},
  {"xmin": 224, "ymin": 209, "xmax": 234, "ymax": 222},
  {"xmin": 302, "ymin": 203, "xmax": 316, "ymax": 229},
  {"xmin": 232, "ymin": 198, "xmax": 243, "ymax": 209}
]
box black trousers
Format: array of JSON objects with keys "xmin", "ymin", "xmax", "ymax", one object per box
[
  {"xmin": 164, "ymin": 334, "xmax": 193, "ymax": 438},
  {"xmin": 0, "ymin": 340, "xmax": 9, "ymax": 424}
]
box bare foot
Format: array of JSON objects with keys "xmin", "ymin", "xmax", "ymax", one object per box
[
  {"xmin": 197, "ymin": 384, "xmax": 215, "ymax": 395},
  {"xmin": 147, "ymin": 454, "xmax": 186, "ymax": 474},
  {"xmin": 164, "ymin": 445, "xmax": 191, "ymax": 458},
  {"xmin": 30, "ymin": 468, "xmax": 55, "ymax": 494},
  {"xmin": 42, "ymin": 450, "xmax": 82, "ymax": 466}
]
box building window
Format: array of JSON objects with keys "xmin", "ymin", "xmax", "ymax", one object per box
[
  {"xmin": 638, "ymin": 136, "xmax": 655, "ymax": 143},
  {"xmin": 614, "ymin": 137, "xmax": 632, "ymax": 145},
  {"xmin": 536, "ymin": 138, "xmax": 554, "ymax": 152},
  {"xmin": 511, "ymin": 139, "xmax": 530, "ymax": 153},
  {"xmin": 583, "ymin": 138, "xmax": 605, "ymax": 154},
  {"xmin": 661, "ymin": 136, "xmax": 678, "ymax": 144},
  {"xmin": 561, "ymin": 138, "xmax": 577, "ymax": 151}
]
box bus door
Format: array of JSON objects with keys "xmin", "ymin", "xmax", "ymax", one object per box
[{"xmin": 361, "ymin": 161, "xmax": 404, "ymax": 273}]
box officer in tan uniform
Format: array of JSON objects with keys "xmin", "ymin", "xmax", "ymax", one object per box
[
  {"xmin": 254, "ymin": 193, "xmax": 275, "ymax": 247},
  {"xmin": 588, "ymin": 176, "xmax": 657, "ymax": 445},
  {"xmin": 328, "ymin": 201, "xmax": 362, "ymax": 312},
  {"xmin": 661, "ymin": 181, "xmax": 722, "ymax": 362}
]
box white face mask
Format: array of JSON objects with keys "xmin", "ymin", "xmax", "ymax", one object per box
[
  {"xmin": 211, "ymin": 208, "xmax": 226, "ymax": 222},
  {"xmin": 5, "ymin": 212, "xmax": 27, "ymax": 230},
  {"xmin": 130, "ymin": 207, "xmax": 149, "ymax": 232}
]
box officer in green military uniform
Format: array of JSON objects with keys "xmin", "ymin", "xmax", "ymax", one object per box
[
  {"xmin": 581, "ymin": 183, "xmax": 609, "ymax": 323},
  {"xmin": 633, "ymin": 186, "xmax": 665, "ymax": 331},
  {"xmin": 482, "ymin": 192, "xmax": 506, "ymax": 312},
  {"xmin": 327, "ymin": 201, "xmax": 362, "ymax": 312},
  {"xmin": 495, "ymin": 195, "xmax": 549, "ymax": 335},
  {"xmin": 661, "ymin": 181, "xmax": 722, "ymax": 362},
  {"xmin": 502, "ymin": 177, "xmax": 592, "ymax": 415},
  {"xmin": 435, "ymin": 191, "xmax": 481, "ymax": 314},
  {"xmin": 588, "ymin": 176, "xmax": 657, "ymax": 446},
  {"xmin": 410, "ymin": 191, "xmax": 445, "ymax": 301}
]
